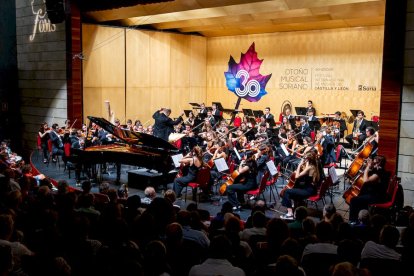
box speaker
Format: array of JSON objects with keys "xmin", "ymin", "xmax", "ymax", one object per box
[{"xmin": 45, "ymin": 0, "xmax": 65, "ymax": 24}]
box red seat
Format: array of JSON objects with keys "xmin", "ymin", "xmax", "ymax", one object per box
[
  {"xmin": 186, "ymin": 166, "xmax": 211, "ymax": 204},
  {"xmin": 246, "ymin": 171, "xmax": 270, "ymax": 204},
  {"xmin": 369, "ymin": 176, "xmax": 400, "ymax": 211},
  {"xmin": 306, "ymin": 176, "xmax": 332, "ymax": 210},
  {"xmin": 310, "ymin": 131, "xmax": 316, "ymax": 142},
  {"xmin": 64, "ymin": 143, "xmax": 71, "ymax": 157},
  {"xmin": 371, "ymin": 115, "xmax": 379, "ymax": 122},
  {"xmin": 37, "ymin": 135, "xmax": 42, "ymax": 150},
  {"xmin": 233, "ymin": 116, "xmax": 242, "ymax": 127}
]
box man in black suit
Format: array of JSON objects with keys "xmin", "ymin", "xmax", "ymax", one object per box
[
  {"xmin": 299, "ymin": 117, "xmax": 311, "ymax": 138},
  {"xmin": 333, "ymin": 111, "xmax": 347, "ymax": 143},
  {"xmin": 211, "ymin": 103, "xmax": 222, "ymax": 123},
  {"xmin": 306, "ymin": 100, "xmax": 316, "ymax": 116},
  {"xmin": 49, "ymin": 123, "xmax": 64, "ymax": 162},
  {"xmin": 263, "ymin": 107, "xmax": 275, "ymax": 128},
  {"xmin": 152, "ymin": 108, "xmax": 184, "ymax": 141},
  {"xmin": 345, "ymin": 110, "xmax": 367, "ymax": 147},
  {"xmin": 307, "ymin": 109, "xmax": 321, "ymax": 131}
]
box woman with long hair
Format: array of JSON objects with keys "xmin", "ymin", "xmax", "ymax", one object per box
[
  {"xmin": 226, "ymin": 151, "xmax": 258, "ymax": 210},
  {"xmin": 281, "ymin": 152, "xmax": 320, "ymax": 219},
  {"xmin": 173, "ymin": 146, "xmax": 204, "ymax": 198},
  {"xmin": 38, "ymin": 122, "xmax": 50, "ymax": 163}
]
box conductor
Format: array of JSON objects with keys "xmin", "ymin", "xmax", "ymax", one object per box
[{"xmin": 152, "ymin": 108, "xmax": 184, "ymax": 141}]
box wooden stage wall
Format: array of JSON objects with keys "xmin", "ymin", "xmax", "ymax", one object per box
[
  {"xmin": 207, "ymin": 26, "xmax": 384, "ymax": 122},
  {"xmin": 82, "ymin": 25, "xmax": 383, "ymax": 127},
  {"xmin": 82, "ymin": 24, "xmax": 207, "ymax": 124}
]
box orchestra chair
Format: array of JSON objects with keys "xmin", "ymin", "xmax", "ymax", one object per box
[
  {"xmin": 246, "ymin": 171, "xmax": 270, "ymax": 206},
  {"xmin": 63, "ymin": 143, "xmax": 74, "ymax": 178},
  {"xmin": 275, "ymin": 112, "xmax": 284, "ymax": 126},
  {"xmin": 185, "ymin": 166, "xmax": 211, "ymax": 205},
  {"xmin": 310, "ymin": 131, "xmax": 316, "ymax": 142},
  {"xmin": 369, "ymin": 176, "xmax": 401, "ymax": 223},
  {"xmin": 306, "ymin": 176, "xmax": 332, "ymax": 210},
  {"xmin": 36, "ymin": 135, "xmax": 42, "ymax": 161},
  {"xmin": 334, "ymin": 144, "xmax": 347, "ymax": 169}
]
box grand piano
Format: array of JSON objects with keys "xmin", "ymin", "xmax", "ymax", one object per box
[{"xmin": 71, "ymin": 116, "xmax": 179, "ymax": 176}]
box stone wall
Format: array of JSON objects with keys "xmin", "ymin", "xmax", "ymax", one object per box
[
  {"xmin": 399, "ymin": 0, "xmax": 414, "ymax": 207},
  {"xmin": 15, "ymin": 0, "xmax": 67, "ymax": 150}
]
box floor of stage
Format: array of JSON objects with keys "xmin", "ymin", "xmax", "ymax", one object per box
[{"xmin": 31, "ymin": 151, "xmax": 353, "ymax": 221}]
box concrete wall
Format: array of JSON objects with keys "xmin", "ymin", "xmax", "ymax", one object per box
[
  {"xmin": 15, "ymin": 0, "xmax": 67, "ymax": 150},
  {"xmin": 399, "ymin": 0, "xmax": 414, "ymax": 207},
  {"xmin": 0, "ymin": 0, "xmax": 19, "ymax": 147}
]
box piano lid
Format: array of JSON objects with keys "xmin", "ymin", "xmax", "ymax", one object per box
[{"xmin": 87, "ymin": 116, "xmax": 179, "ymax": 152}]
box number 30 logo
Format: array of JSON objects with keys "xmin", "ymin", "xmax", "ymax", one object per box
[{"xmin": 235, "ymin": 70, "xmax": 261, "ymax": 98}]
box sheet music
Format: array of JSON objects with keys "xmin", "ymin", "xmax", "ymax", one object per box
[
  {"xmin": 328, "ymin": 166, "xmax": 339, "ymax": 184},
  {"xmin": 172, "ymin": 154, "xmax": 183, "ymax": 168},
  {"xmin": 214, "ymin": 158, "xmax": 229, "ymax": 172},
  {"xmin": 280, "ymin": 143, "xmax": 290, "ymax": 156},
  {"xmin": 233, "ymin": 147, "xmax": 242, "ymax": 160},
  {"xmin": 266, "ymin": 160, "xmax": 278, "ymax": 176}
]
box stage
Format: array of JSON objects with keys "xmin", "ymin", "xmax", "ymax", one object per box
[{"xmin": 31, "ymin": 150, "xmax": 352, "ymax": 221}]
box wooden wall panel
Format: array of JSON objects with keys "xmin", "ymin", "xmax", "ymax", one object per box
[
  {"xmin": 125, "ymin": 30, "xmax": 207, "ymax": 124},
  {"xmin": 82, "ymin": 25, "xmax": 125, "ymax": 122},
  {"xmin": 206, "ymin": 27, "xmax": 384, "ymax": 121}
]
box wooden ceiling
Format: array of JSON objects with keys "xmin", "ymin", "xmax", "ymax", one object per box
[{"xmin": 83, "ymin": 0, "xmax": 385, "ymax": 37}]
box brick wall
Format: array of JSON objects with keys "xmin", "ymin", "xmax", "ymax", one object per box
[{"xmin": 15, "ymin": 0, "xmax": 67, "ymax": 150}]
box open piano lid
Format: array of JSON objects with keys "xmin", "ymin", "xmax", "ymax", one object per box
[{"xmin": 87, "ymin": 116, "xmax": 179, "ymax": 152}]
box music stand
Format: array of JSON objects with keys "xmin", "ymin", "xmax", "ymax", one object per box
[
  {"xmin": 184, "ymin": 110, "xmax": 192, "ymax": 117},
  {"xmin": 212, "ymin": 102, "xmax": 224, "ymax": 111},
  {"xmin": 189, "ymin": 103, "xmax": 201, "ymax": 108},
  {"xmin": 350, "ymin": 109, "xmax": 360, "ymax": 117},
  {"xmin": 253, "ymin": 110, "xmax": 264, "ymax": 118},
  {"xmin": 308, "ymin": 121, "xmax": 320, "ymax": 131},
  {"xmin": 242, "ymin": 109, "xmax": 254, "ymax": 117},
  {"xmin": 295, "ymin": 107, "xmax": 308, "ymax": 116},
  {"xmin": 289, "ymin": 118, "xmax": 297, "ymax": 129}
]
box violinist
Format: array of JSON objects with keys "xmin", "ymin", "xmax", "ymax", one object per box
[
  {"xmin": 206, "ymin": 110, "xmax": 216, "ymax": 127},
  {"xmin": 333, "ymin": 111, "xmax": 347, "ymax": 143},
  {"xmin": 319, "ymin": 128, "xmax": 336, "ymax": 166},
  {"xmin": 255, "ymin": 144, "xmax": 270, "ymax": 183},
  {"xmin": 226, "ymin": 151, "xmax": 258, "ymax": 210},
  {"xmin": 255, "ymin": 123, "xmax": 271, "ymax": 139},
  {"xmin": 125, "ymin": 119, "xmax": 133, "ymax": 131},
  {"xmin": 208, "ymin": 140, "xmax": 228, "ymax": 188},
  {"xmin": 281, "ymin": 116, "xmax": 293, "ymax": 131},
  {"xmin": 280, "ymin": 152, "xmax": 320, "ymax": 219},
  {"xmin": 348, "ymin": 155, "xmax": 389, "ymax": 224},
  {"xmin": 345, "ymin": 110, "xmax": 367, "ymax": 147},
  {"xmin": 173, "ymin": 146, "xmax": 204, "ymax": 199},
  {"xmin": 38, "ymin": 122, "xmax": 51, "ymax": 163},
  {"xmin": 133, "ymin": 120, "xmax": 142, "ymax": 132},
  {"xmin": 146, "ymin": 125, "xmax": 154, "ymax": 135},
  {"xmin": 299, "ymin": 117, "xmax": 311, "ymax": 138},
  {"xmin": 288, "ymin": 137, "xmax": 313, "ymax": 170},
  {"xmin": 49, "ymin": 123, "xmax": 64, "ymax": 162},
  {"xmin": 185, "ymin": 111, "xmax": 196, "ymax": 127}
]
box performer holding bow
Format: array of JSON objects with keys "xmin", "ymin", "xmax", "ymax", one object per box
[{"xmin": 152, "ymin": 108, "xmax": 184, "ymax": 141}]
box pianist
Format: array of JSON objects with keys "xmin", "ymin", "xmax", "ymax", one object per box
[{"xmin": 152, "ymin": 108, "xmax": 184, "ymax": 141}]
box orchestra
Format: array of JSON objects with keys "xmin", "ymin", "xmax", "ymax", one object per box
[{"xmin": 28, "ymin": 100, "xmax": 386, "ymax": 225}]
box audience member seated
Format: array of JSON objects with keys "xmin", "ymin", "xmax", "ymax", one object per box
[
  {"xmin": 301, "ymin": 221, "xmax": 339, "ymax": 276},
  {"xmin": 141, "ymin": 186, "xmax": 157, "ymax": 206},
  {"xmin": 189, "ymin": 235, "xmax": 245, "ymax": 276},
  {"xmin": 288, "ymin": 206, "xmax": 308, "ymax": 239},
  {"xmin": 360, "ymin": 225, "xmax": 402, "ymax": 276},
  {"xmin": 240, "ymin": 211, "xmax": 267, "ymax": 243},
  {"xmin": 176, "ymin": 210, "xmax": 210, "ymax": 249}
]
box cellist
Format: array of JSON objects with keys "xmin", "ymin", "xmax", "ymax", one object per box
[
  {"xmin": 348, "ymin": 155, "xmax": 389, "ymax": 224},
  {"xmin": 226, "ymin": 151, "xmax": 258, "ymax": 210},
  {"xmin": 280, "ymin": 152, "xmax": 320, "ymax": 220}
]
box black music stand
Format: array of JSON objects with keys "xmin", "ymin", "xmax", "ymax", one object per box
[
  {"xmin": 308, "ymin": 121, "xmax": 320, "ymax": 131},
  {"xmin": 253, "ymin": 110, "xmax": 264, "ymax": 118},
  {"xmin": 289, "ymin": 118, "xmax": 298, "ymax": 129},
  {"xmin": 295, "ymin": 107, "xmax": 308, "ymax": 116},
  {"xmin": 189, "ymin": 103, "xmax": 201, "ymax": 108},
  {"xmin": 184, "ymin": 110, "xmax": 192, "ymax": 117},
  {"xmin": 242, "ymin": 109, "xmax": 254, "ymax": 117},
  {"xmin": 350, "ymin": 109, "xmax": 360, "ymax": 118}
]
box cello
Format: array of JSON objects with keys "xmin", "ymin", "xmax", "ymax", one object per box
[
  {"xmin": 345, "ymin": 132, "xmax": 377, "ymax": 179},
  {"xmin": 219, "ymin": 160, "xmax": 246, "ymax": 195},
  {"xmin": 279, "ymin": 161, "xmax": 306, "ymax": 197}
]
